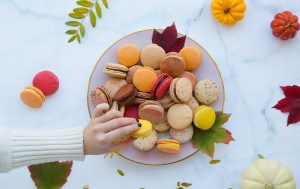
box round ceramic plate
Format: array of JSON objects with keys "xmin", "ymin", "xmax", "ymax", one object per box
[{"xmin": 87, "ymin": 29, "xmax": 225, "ymax": 166}]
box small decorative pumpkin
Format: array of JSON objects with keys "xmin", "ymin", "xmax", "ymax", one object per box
[
  {"xmin": 271, "ymin": 11, "xmax": 300, "ymax": 40},
  {"xmin": 211, "ymin": 0, "xmax": 246, "ymax": 25},
  {"xmin": 240, "ymin": 159, "xmax": 296, "ymax": 189}
]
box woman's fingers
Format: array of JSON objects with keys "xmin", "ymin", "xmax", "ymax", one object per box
[
  {"xmin": 110, "ymin": 139, "xmax": 134, "ymax": 152},
  {"xmin": 94, "ymin": 110, "xmax": 123, "ymax": 123},
  {"xmin": 104, "ymin": 124, "xmax": 139, "ymax": 143},
  {"xmin": 92, "ymin": 103, "xmax": 110, "ymax": 118},
  {"xmin": 95, "ymin": 117, "xmax": 137, "ymax": 132}
]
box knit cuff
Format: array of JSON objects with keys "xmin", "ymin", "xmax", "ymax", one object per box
[
  {"xmin": 0, "ymin": 127, "xmax": 12, "ymax": 172},
  {"xmin": 10, "ymin": 127, "xmax": 85, "ymax": 169}
]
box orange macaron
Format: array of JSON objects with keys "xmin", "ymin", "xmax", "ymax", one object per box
[
  {"xmin": 133, "ymin": 67, "xmax": 157, "ymax": 92},
  {"xmin": 156, "ymin": 139, "xmax": 181, "ymax": 154},
  {"xmin": 179, "ymin": 46, "xmax": 202, "ymax": 71},
  {"xmin": 20, "ymin": 86, "xmax": 45, "ymax": 108},
  {"xmin": 117, "ymin": 44, "xmax": 140, "ymax": 67}
]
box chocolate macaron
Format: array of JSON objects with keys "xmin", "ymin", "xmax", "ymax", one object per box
[
  {"xmin": 160, "ymin": 52, "xmax": 185, "ymax": 77},
  {"xmin": 114, "ymin": 84, "xmax": 137, "ymax": 105},
  {"xmin": 138, "ymin": 100, "xmax": 164, "ymax": 124},
  {"xmin": 132, "ymin": 92, "xmax": 154, "ymax": 105}
]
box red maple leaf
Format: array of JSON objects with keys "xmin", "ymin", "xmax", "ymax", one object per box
[
  {"xmin": 273, "ymin": 85, "xmax": 300, "ymax": 126},
  {"xmin": 152, "ymin": 23, "xmax": 186, "ymax": 53}
]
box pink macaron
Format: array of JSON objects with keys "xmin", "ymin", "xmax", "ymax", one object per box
[
  {"xmin": 32, "ymin": 70, "xmax": 59, "ymax": 96},
  {"xmin": 151, "ymin": 73, "xmax": 173, "ymax": 99}
]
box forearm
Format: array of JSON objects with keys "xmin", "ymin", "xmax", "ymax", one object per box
[{"xmin": 0, "ymin": 127, "xmax": 84, "ymax": 173}]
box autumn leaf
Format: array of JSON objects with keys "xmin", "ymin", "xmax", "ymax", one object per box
[
  {"xmin": 28, "ymin": 161, "xmax": 73, "ymax": 189},
  {"xmin": 192, "ymin": 112, "xmax": 233, "ymax": 158},
  {"xmin": 273, "ymin": 85, "xmax": 300, "ymax": 125},
  {"xmin": 152, "ymin": 23, "xmax": 186, "ymax": 53}
]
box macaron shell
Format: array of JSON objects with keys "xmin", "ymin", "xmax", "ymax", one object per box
[
  {"xmin": 157, "ymin": 93, "xmax": 175, "ymax": 109},
  {"xmin": 193, "ymin": 106, "xmax": 216, "ymax": 130},
  {"xmin": 20, "ymin": 87, "xmax": 45, "ymax": 108},
  {"xmin": 130, "ymin": 119, "xmax": 153, "ymax": 138},
  {"xmin": 152, "ymin": 112, "xmax": 170, "ymax": 132},
  {"xmin": 105, "ymin": 78, "xmax": 127, "ymax": 98},
  {"xmin": 103, "ymin": 63, "xmax": 128, "ymax": 79},
  {"xmin": 179, "ymin": 71, "xmax": 197, "ymax": 89},
  {"xmin": 133, "ymin": 67, "xmax": 157, "ymax": 92},
  {"xmin": 160, "ymin": 53, "xmax": 185, "ymax": 77},
  {"xmin": 114, "ymin": 84, "xmax": 137, "ymax": 105},
  {"xmin": 185, "ymin": 96, "xmax": 199, "ymax": 112},
  {"xmin": 141, "ymin": 44, "xmax": 166, "ymax": 69},
  {"xmin": 175, "ymin": 78, "xmax": 193, "ymax": 103},
  {"xmin": 169, "ymin": 78, "xmax": 181, "ymax": 103},
  {"xmin": 133, "ymin": 130, "xmax": 158, "ymax": 151},
  {"xmin": 32, "ymin": 71, "xmax": 59, "ymax": 96},
  {"xmin": 126, "ymin": 65, "xmax": 142, "ymax": 83},
  {"xmin": 167, "ymin": 104, "xmax": 193, "ymax": 130},
  {"xmin": 138, "ymin": 104, "xmax": 164, "ymax": 124},
  {"xmin": 90, "ymin": 86, "xmax": 112, "ymax": 107},
  {"xmin": 179, "ymin": 46, "xmax": 202, "ymax": 71},
  {"xmin": 157, "ymin": 142, "xmax": 180, "ymax": 154},
  {"xmin": 117, "ymin": 44, "xmax": 140, "ymax": 67},
  {"xmin": 151, "ymin": 74, "xmax": 173, "ymax": 99},
  {"xmin": 170, "ymin": 125, "xmax": 194, "ymax": 143},
  {"xmin": 194, "ymin": 80, "xmax": 219, "ymax": 104}
]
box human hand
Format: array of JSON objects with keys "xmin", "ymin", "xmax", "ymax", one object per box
[{"xmin": 83, "ymin": 103, "xmax": 140, "ymax": 155}]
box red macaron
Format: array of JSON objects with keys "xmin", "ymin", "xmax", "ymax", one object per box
[
  {"xmin": 32, "ymin": 71, "xmax": 59, "ymax": 96},
  {"xmin": 151, "ymin": 73, "xmax": 173, "ymax": 99}
]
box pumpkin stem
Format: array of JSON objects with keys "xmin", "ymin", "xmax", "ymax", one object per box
[
  {"xmin": 224, "ymin": 8, "xmax": 230, "ymax": 14},
  {"xmin": 265, "ymin": 184, "xmax": 274, "ymax": 189},
  {"xmin": 285, "ymin": 22, "xmax": 291, "ymax": 28}
]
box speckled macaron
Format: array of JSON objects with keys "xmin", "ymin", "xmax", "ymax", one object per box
[
  {"xmin": 133, "ymin": 130, "xmax": 158, "ymax": 151},
  {"xmin": 141, "ymin": 44, "xmax": 166, "ymax": 69},
  {"xmin": 153, "ymin": 112, "xmax": 170, "ymax": 132},
  {"xmin": 169, "ymin": 78, "xmax": 193, "ymax": 103},
  {"xmin": 194, "ymin": 80, "xmax": 219, "ymax": 104},
  {"xmin": 170, "ymin": 125, "xmax": 194, "ymax": 144},
  {"xmin": 184, "ymin": 96, "xmax": 199, "ymax": 112}
]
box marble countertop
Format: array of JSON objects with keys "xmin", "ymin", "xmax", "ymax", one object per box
[{"xmin": 1, "ymin": 0, "xmax": 300, "ymax": 188}]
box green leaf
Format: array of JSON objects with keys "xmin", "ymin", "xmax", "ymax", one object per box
[
  {"xmin": 80, "ymin": 24, "xmax": 85, "ymax": 37},
  {"xmin": 102, "ymin": 0, "xmax": 108, "ymax": 9},
  {"xmin": 117, "ymin": 169, "xmax": 124, "ymax": 176},
  {"xmin": 177, "ymin": 182, "xmax": 181, "ymax": 186},
  {"xmin": 258, "ymin": 154, "xmax": 265, "ymax": 159},
  {"xmin": 68, "ymin": 35, "xmax": 77, "ymax": 43},
  {"xmin": 65, "ymin": 21, "xmax": 81, "ymax": 26},
  {"xmin": 73, "ymin": 7, "xmax": 89, "ymax": 14},
  {"xmin": 28, "ymin": 161, "xmax": 73, "ymax": 189},
  {"xmin": 95, "ymin": 2, "xmax": 102, "ymax": 18},
  {"xmin": 181, "ymin": 182, "xmax": 192, "ymax": 187},
  {"xmin": 65, "ymin": 30, "xmax": 77, "ymax": 34},
  {"xmin": 191, "ymin": 112, "xmax": 233, "ymax": 158},
  {"xmin": 209, "ymin": 159, "xmax": 221, "ymax": 164},
  {"xmin": 76, "ymin": 34, "xmax": 81, "ymax": 43},
  {"xmin": 76, "ymin": 0, "xmax": 94, "ymax": 7},
  {"xmin": 89, "ymin": 11, "xmax": 96, "ymax": 27},
  {"xmin": 69, "ymin": 13, "xmax": 85, "ymax": 19}
]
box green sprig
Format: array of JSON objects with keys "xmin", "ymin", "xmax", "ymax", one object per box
[{"xmin": 65, "ymin": 0, "xmax": 109, "ymax": 44}]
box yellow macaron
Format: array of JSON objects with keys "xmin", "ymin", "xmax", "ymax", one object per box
[
  {"xmin": 156, "ymin": 139, "xmax": 181, "ymax": 154},
  {"xmin": 193, "ymin": 105, "xmax": 216, "ymax": 130},
  {"xmin": 130, "ymin": 119, "xmax": 153, "ymax": 138},
  {"xmin": 117, "ymin": 44, "xmax": 140, "ymax": 67},
  {"xmin": 20, "ymin": 86, "xmax": 45, "ymax": 108},
  {"xmin": 179, "ymin": 46, "xmax": 202, "ymax": 71}
]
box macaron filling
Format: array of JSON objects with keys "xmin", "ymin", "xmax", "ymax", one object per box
[
  {"xmin": 172, "ymin": 80, "xmax": 181, "ymax": 102},
  {"xmin": 106, "ymin": 68, "xmax": 128, "ymax": 73}
]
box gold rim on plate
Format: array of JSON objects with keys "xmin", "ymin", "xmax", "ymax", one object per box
[{"xmin": 86, "ymin": 29, "xmax": 225, "ymax": 166}]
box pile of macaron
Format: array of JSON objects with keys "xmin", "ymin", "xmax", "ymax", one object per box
[{"xmin": 90, "ymin": 43, "xmax": 219, "ymax": 154}]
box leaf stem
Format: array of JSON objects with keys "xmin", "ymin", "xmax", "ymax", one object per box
[{"xmin": 76, "ymin": 0, "xmax": 98, "ymax": 35}]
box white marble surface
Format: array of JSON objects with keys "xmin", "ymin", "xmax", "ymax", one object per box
[{"xmin": 0, "ymin": 0, "xmax": 300, "ymax": 188}]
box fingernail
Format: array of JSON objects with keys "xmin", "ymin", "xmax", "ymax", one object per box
[
  {"xmin": 136, "ymin": 118, "xmax": 139, "ymax": 122},
  {"xmin": 137, "ymin": 123, "xmax": 142, "ymax": 127}
]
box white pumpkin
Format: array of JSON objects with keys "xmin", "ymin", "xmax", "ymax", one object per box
[{"xmin": 240, "ymin": 159, "xmax": 296, "ymax": 189}]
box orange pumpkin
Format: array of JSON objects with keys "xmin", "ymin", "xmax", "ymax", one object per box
[{"xmin": 271, "ymin": 11, "xmax": 300, "ymax": 40}]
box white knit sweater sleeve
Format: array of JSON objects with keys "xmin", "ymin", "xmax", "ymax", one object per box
[{"xmin": 0, "ymin": 127, "xmax": 85, "ymax": 173}]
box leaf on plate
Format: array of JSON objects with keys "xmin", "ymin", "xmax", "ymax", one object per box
[
  {"xmin": 191, "ymin": 112, "xmax": 233, "ymax": 158},
  {"xmin": 102, "ymin": 0, "xmax": 109, "ymax": 9},
  {"xmin": 83, "ymin": 185, "xmax": 89, "ymax": 189},
  {"xmin": 89, "ymin": 10, "xmax": 96, "ymax": 27},
  {"xmin": 65, "ymin": 21, "xmax": 81, "ymax": 27},
  {"xmin": 273, "ymin": 85, "xmax": 300, "ymax": 125},
  {"xmin": 152, "ymin": 23, "xmax": 186, "ymax": 53},
  {"xmin": 28, "ymin": 161, "xmax": 73, "ymax": 189},
  {"xmin": 77, "ymin": 0, "xmax": 94, "ymax": 7},
  {"xmin": 95, "ymin": 2, "xmax": 102, "ymax": 18},
  {"xmin": 69, "ymin": 13, "xmax": 85, "ymax": 19},
  {"xmin": 209, "ymin": 159, "xmax": 221, "ymax": 164},
  {"xmin": 117, "ymin": 169, "xmax": 124, "ymax": 176}
]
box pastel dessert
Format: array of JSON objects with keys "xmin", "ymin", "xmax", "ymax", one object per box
[
  {"xmin": 193, "ymin": 105, "xmax": 216, "ymax": 130},
  {"xmin": 141, "ymin": 44, "xmax": 166, "ymax": 69},
  {"xmin": 126, "ymin": 65, "xmax": 141, "ymax": 83},
  {"xmin": 169, "ymin": 78, "xmax": 193, "ymax": 103},
  {"xmin": 152, "ymin": 112, "xmax": 170, "ymax": 132},
  {"xmin": 157, "ymin": 93, "xmax": 175, "ymax": 109},
  {"xmin": 160, "ymin": 52, "xmax": 185, "ymax": 77},
  {"xmin": 103, "ymin": 63, "xmax": 129, "ymax": 79},
  {"xmin": 194, "ymin": 80, "xmax": 219, "ymax": 104},
  {"xmin": 151, "ymin": 73, "xmax": 173, "ymax": 99},
  {"xmin": 133, "ymin": 130, "xmax": 158, "ymax": 151},
  {"xmin": 20, "ymin": 86, "xmax": 45, "ymax": 108},
  {"xmin": 32, "ymin": 70, "xmax": 59, "ymax": 96},
  {"xmin": 156, "ymin": 139, "xmax": 181, "ymax": 154},
  {"xmin": 170, "ymin": 125, "xmax": 194, "ymax": 144},
  {"xmin": 167, "ymin": 104, "xmax": 193, "ymax": 130},
  {"xmin": 179, "ymin": 46, "xmax": 202, "ymax": 71},
  {"xmin": 90, "ymin": 86, "xmax": 113, "ymax": 107},
  {"xmin": 114, "ymin": 84, "xmax": 137, "ymax": 106},
  {"xmin": 184, "ymin": 96, "xmax": 199, "ymax": 112},
  {"xmin": 130, "ymin": 119, "xmax": 153, "ymax": 138},
  {"xmin": 104, "ymin": 78, "xmax": 127, "ymax": 98},
  {"xmin": 133, "ymin": 67, "xmax": 157, "ymax": 92},
  {"xmin": 132, "ymin": 92, "xmax": 154, "ymax": 105},
  {"xmin": 124, "ymin": 104, "xmax": 139, "ymax": 119},
  {"xmin": 179, "ymin": 71, "xmax": 197, "ymax": 88},
  {"xmin": 117, "ymin": 44, "xmax": 140, "ymax": 67},
  {"xmin": 138, "ymin": 100, "xmax": 164, "ymax": 124}
]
